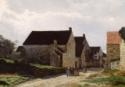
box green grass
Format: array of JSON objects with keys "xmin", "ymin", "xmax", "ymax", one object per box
[
  {"xmin": 0, "ymin": 58, "xmax": 14, "ymax": 64},
  {"xmin": 30, "ymin": 63, "xmax": 59, "ymax": 69},
  {"xmin": 4, "ymin": 59, "xmax": 14, "ymax": 64},
  {"xmin": 0, "ymin": 75, "xmax": 29, "ymax": 87},
  {"xmin": 102, "ymin": 69, "xmax": 119, "ymax": 75},
  {"xmin": 84, "ymin": 76, "xmax": 125, "ymax": 87}
]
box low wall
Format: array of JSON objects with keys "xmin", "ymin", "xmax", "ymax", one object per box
[{"xmin": 0, "ymin": 60, "xmax": 65, "ymax": 77}]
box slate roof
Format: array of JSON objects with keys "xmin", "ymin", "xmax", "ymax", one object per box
[
  {"xmin": 107, "ymin": 32, "xmax": 121, "ymax": 44},
  {"xmin": 75, "ymin": 35, "xmax": 86, "ymax": 57},
  {"xmin": 23, "ymin": 29, "xmax": 72, "ymax": 45}
]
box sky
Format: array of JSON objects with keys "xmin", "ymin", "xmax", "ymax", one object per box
[{"xmin": 0, "ymin": 0, "xmax": 125, "ymax": 52}]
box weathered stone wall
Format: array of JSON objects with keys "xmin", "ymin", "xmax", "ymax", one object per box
[
  {"xmin": 81, "ymin": 39, "xmax": 90, "ymax": 68},
  {"xmin": 80, "ymin": 52, "xmax": 85, "ymax": 68},
  {"xmin": 19, "ymin": 45, "xmax": 63, "ymax": 67},
  {"xmin": 111, "ymin": 60, "xmax": 120, "ymax": 69},
  {"xmin": 107, "ymin": 44, "xmax": 120, "ymax": 69},
  {"xmin": 63, "ymin": 32, "xmax": 76, "ymax": 68},
  {"xmin": 98, "ymin": 48, "xmax": 104, "ymax": 67},
  {"xmin": 120, "ymin": 39, "xmax": 125, "ymax": 70}
]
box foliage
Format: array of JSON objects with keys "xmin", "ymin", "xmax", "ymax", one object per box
[
  {"xmin": 119, "ymin": 27, "xmax": 125, "ymax": 40},
  {"xmin": 0, "ymin": 75, "xmax": 29, "ymax": 87},
  {"xmin": 30, "ymin": 63, "xmax": 57, "ymax": 69},
  {"xmin": 0, "ymin": 58, "xmax": 14, "ymax": 64},
  {"xmin": 0, "ymin": 35, "xmax": 15, "ymax": 58},
  {"xmin": 79, "ymin": 83, "xmax": 92, "ymax": 87}
]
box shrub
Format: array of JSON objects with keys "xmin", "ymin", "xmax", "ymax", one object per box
[
  {"xmin": 0, "ymin": 75, "xmax": 29, "ymax": 87},
  {"xmin": 0, "ymin": 80, "xmax": 9, "ymax": 86}
]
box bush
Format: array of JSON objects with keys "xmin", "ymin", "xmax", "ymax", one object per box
[
  {"xmin": 0, "ymin": 80, "xmax": 9, "ymax": 86},
  {"xmin": 0, "ymin": 75, "xmax": 29, "ymax": 87},
  {"xmin": 0, "ymin": 59, "xmax": 65, "ymax": 78}
]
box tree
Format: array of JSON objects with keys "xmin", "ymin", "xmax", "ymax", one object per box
[
  {"xmin": 119, "ymin": 27, "xmax": 125, "ymax": 40},
  {"xmin": 0, "ymin": 35, "xmax": 15, "ymax": 58}
]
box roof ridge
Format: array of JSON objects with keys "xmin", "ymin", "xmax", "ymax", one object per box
[
  {"xmin": 23, "ymin": 29, "xmax": 71, "ymax": 45},
  {"xmin": 32, "ymin": 29, "xmax": 70, "ymax": 32}
]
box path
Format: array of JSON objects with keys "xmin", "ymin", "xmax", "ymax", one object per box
[{"xmin": 15, "ymin": 70, "xmax": 101, "ymax": 87}]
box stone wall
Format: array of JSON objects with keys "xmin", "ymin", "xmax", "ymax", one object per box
[
  {"xmin": 0, "ymin": 61, "xmax": 65, "ymax": 77},
  {"xmin": 111, "ymin": 60, "xmax": 120, "ymax": 69},
  {"xmin": 18, "ymin": 45, "xmax": 63, "ymax": 67},
  {"xmin": 81, "ymin": 40, "xmax": 90, "ymax": 68},
  {"xmin": 107, "ymin": 44, "xmax": 120, "ymax": 69},
  {"xmin": 62, "ymin": 32, "xmax": 76, "ymax": 68}
]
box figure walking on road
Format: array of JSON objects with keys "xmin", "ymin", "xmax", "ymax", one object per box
[{"xmin": 66, "ymin": 67, "xmax": 70, "ymax": 77}]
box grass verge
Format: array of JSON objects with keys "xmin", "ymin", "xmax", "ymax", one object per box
[
  {"xmin": 0, "ymin": 74, "xmax": 29, "ymax": 87},
  {"xmin": 84, "ymin": 76, "xmax": 125, "ymax": 87}
]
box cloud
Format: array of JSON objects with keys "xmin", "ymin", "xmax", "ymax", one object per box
[{"xmin": 1, "ymin": 0, "xmax": 125, "ymax": 52}]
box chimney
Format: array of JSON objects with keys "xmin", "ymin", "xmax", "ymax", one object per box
[
  {"xmin": 83, "ymin": 34, "xmax": 85, "ymax": 37},
  {"xmin": 69, "ymin": 27, "xmax": 72, "ymax": 31}
]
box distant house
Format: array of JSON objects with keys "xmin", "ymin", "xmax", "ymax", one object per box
[
  {"xmin": 18, "ymin": 27, "xmax": 77, "ymax": 68},
  {"xmin": 75, "ymin": 34, "xmax": 90, "ymax": 69},
  {"xmin": 89, "ymin": 47, "xmax": 104, "ymax": 68},
  {"xmin": 107, "ymin": 32, "xmax": 121, "ymax": 69}
]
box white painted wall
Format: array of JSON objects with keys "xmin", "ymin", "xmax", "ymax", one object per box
[{"xmin": 120, "ymin": 39, "xmax": 125, "ymax": 70}]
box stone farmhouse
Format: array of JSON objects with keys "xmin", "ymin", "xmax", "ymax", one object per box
[
  {"xmin": 17, "ymin": 28, "xmax": 77, "ymax": 68},
  {"xmin": 107, "ymin": 32, "xmax": 120, "ymax": 69},
  {"xmin": 17, "ymin": 27, "xmax": 105, "ymax": 69},
  {"xmin": 75, "ymin": 34, "xmax": 90, "ymax": 69},
  {"xmin": 107, "ymin": 27, "xmax": 125, "ymax": 70}
]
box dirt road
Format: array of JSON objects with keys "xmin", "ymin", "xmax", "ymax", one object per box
[{"xmin": 15, "ymin": 71, "xmax": 99, "ymax": 87}]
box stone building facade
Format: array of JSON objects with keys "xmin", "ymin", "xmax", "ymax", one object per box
[
  {"xmin": 18, "ymin": 28, "xmax": 77, "ymax": 68},
  {"xmin": 107, "ymin": 32, "xmax": 121, "ymax": 69},
  {"xmin": 16, "ymin": 27, "xmax": 105, "ymax": 69},
  {"xmin": 120, "ymin": 39, "xmax": 125, "ymax": 70},
  {"xmin": 75, "ymin": 34, "xmax": 90, "ymax": 69},
  {"xmin": 89, "ymin": 47, "xmax": 104, "ymax": 68},
  {"xmin": 75, "ymin": 35, "xmax": 104, "ymax": 69}
]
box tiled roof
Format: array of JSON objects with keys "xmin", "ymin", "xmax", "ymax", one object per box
[
  {"xmin": 23, "ymin": 29, "xmax": 72, "ymax": 45},
  {"xmin": 107, "ymin": 32, "xmax": 121, "ymax": 44}
]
